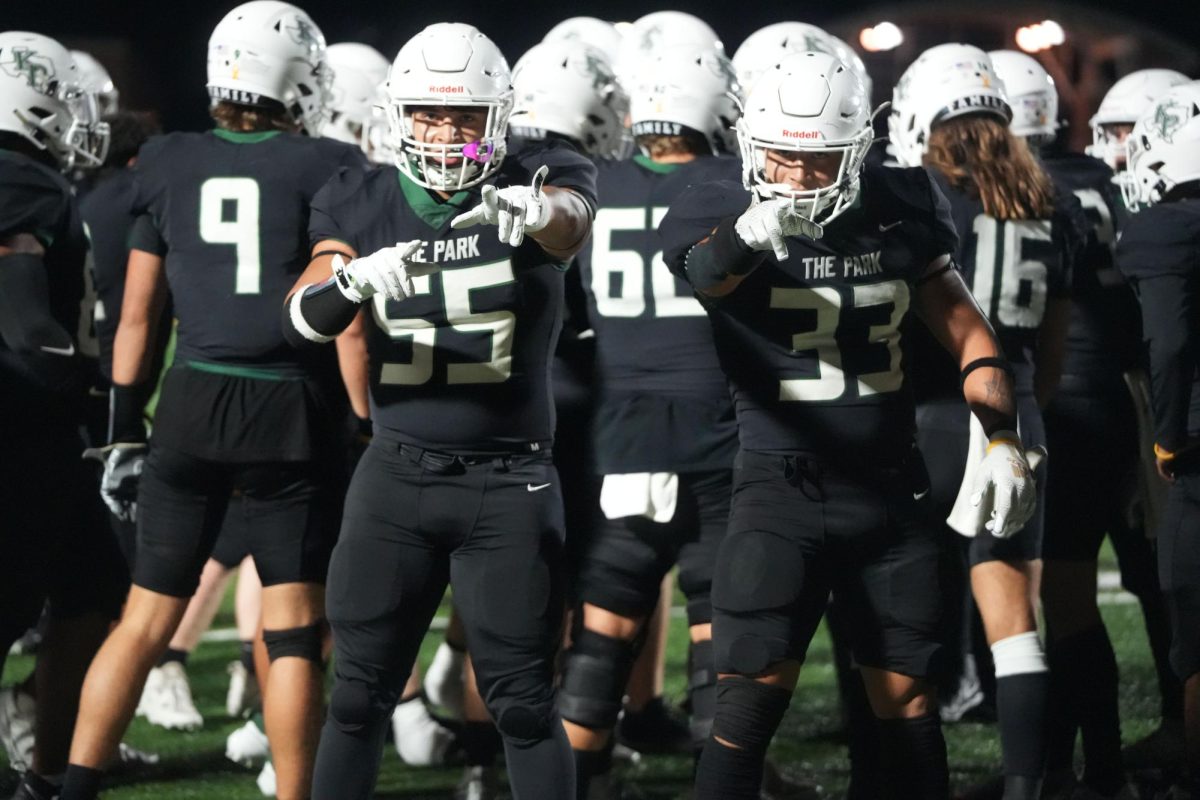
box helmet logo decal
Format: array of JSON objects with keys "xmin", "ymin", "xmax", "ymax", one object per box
[
  {"xmin": 0, "ymin": 46, "xmax": 56, "ymax": 93},
  {"xmin": 782, "ymin": 130, "xmax": 820, "ymax": 139},
  {"xmin": 1152, "ymin": 99, "xmax": 1187, "ymax": 143},
  {"xmin": 286, "ymin": 17, "xmax": 320, "ymax": 50}
]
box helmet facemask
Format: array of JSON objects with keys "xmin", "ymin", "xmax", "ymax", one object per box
[
  {"xmin": 738, "ymin": 118, "xmax": 873, "ymax": 230},
  {"xmin": 15, "ymin": 79, "xmax": 110, "ymax": 170},
  {"xmin": 388, "ymin": 98, "xmax": 511, "ymax": 191}
]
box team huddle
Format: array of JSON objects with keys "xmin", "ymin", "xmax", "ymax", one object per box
[{"xmin": 1, "ymin": 2, "xmax": 1198, "ymax": 799}]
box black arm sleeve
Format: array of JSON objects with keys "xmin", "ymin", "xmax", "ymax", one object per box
[
  {"xmin": 1137, "ymin": 273, "xmax": 1197, "ymax": 451},
  {"xmin": 282, "ymin": 277, "xmax": 360, "ymax": 349},
  {"xmin": 683, "ymin": 216, "xmax": 767, "ymax": 292},
  {"xmin": 0, "ymin": 252, "xmax": 91, "ymax": 395}
]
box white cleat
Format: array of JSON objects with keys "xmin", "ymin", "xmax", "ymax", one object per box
[
  {"xmin": 226, "ymin": 661, "xmax": 260, "ymax": 719},
  {"xmin": 391, "ymin": 696, "xmax": 457, "ymax": 766},
  {"xmin": 257, "ymin": 761, "xmax": 277, "ymax": 797},
  {"xmin": 423, "ymin": 641, "xmax": 466, "ymax": 718},
  {"xmin": 226, "ymin": 719, "xmax": 271, "ymax": 768},
  {"xmin": 0, "ymin": 687, "xmax": 36, "ymax": 773},
  {"xmin": 139, "ymin": 662, "xmax": 203, "ymax": 731}
]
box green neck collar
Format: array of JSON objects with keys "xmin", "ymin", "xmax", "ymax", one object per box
[
  {"xmin": 212, "ymin": 129, "xmax": 283, "ymax": 144},
  {"xmin": 397, "ymin": 169, "xmax": 475, "ymax": 229},
  {"xmin": 633, "ymin": 154, "xmax": 683, "ymax": 174}
]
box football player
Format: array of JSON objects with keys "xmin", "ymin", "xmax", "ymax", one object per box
[
  {"xmin": 282, "ymin": 23, "xmax": 596, "ymax": 800},
  {"xmin": 660, "ymin": 51, "xmax": 1038, "ymax": 800},
  {"xmin": 1117, "ymin": 81, "xmax": 1200, "ymax": 800},
  {"xmin": 992, "ymin": 50, "xmax": 1149, "ymax": 798},
  {"xmin": 890, "ymin": 44, "xmax": 1083, "ymax": 799},
  {"xmin": 0, "ymin": 30, "xmax": 130, "ymax": 800},
  {"xmin": 59, "ymin": 4, "xmax": 366, "ymax": 799},
  {"xmin": 557, "ymin": 41, "xmax": 742, "ymax": 798},
  {"xmin": 1088, "ymin": 69, "xmax": 1190, "ymax": 178}
]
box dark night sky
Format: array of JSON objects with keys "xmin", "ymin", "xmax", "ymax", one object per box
[{"xmin": 8, "ymin": 0, "xmax": 1197, "ymax": 131}]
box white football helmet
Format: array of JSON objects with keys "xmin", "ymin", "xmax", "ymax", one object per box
[
  {"xmin": 510, "ymin": 42, "xmax": 629, "ymax": 159},
  {"xmin": 1088, "ymin": 68, "xmax": 1190, "ymax": 170},
  {"xmin": 629, "ymin": 43, "xmax": 741, "ymax": 156},
  {"xmin": 206, "ymin": 0, "xmax": 332, "ymax": 136},
  {"xmin": 988, "ymin": 50, "xmax": 1058, "ymax": 145},
  {"xmin": 615, "ymin": 11, "xmax": 723, "ymax": 93},
  {"xmin": 738, "ymin": 52, "xmax": 873, "ymax": 226},
  {"xmin": 70, "ymin": 50, "xmax": 119, "ymax": 116},
  {"xmin": 0, "ymin": 32, "xmax": 110, "ymax": 170},
  {"xmin": 731, "ymin": 22, "xmax": 837, "ymax": 96},
  {"xmin": 542, "ymin": 17, "xmax": 623, "ymax": 65},
  {"xmin": 824, "ymin": 34, "xmax": 873, "ymax": 104},
  {"xmin": 385, "ymin": 23, "xmax": 513, "ymax": 191},
  {"xmin": 889, "ymin": 43, "xmax": 1011, "ymax": 168},
  {"xmin": 1123, "ymin": 81, "xmax": 1200, "ymax": 210},
  {"xmin": 321, "ymin": 43, "xmax": 388, "ymax": 147}
]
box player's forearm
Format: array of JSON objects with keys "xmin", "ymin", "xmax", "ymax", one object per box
[
  {"xmin": 683, "ymin": 217, "xmax": 767, "ymax": 298},
  {"xmin": 1138, "ymin": 275, "xmax": 1195, "ymax": 451},
  {"xmin": 531, "ymin": 187, "xmax": 592, "ymax": 260},
  {"xmin": 335, "ymin": 311, "xmax": 371, "ymax": 420}
]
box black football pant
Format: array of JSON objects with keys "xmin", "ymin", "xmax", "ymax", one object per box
[{"xmin": 313, "ymin": 435, "xmax": 573, "ymax": 800}]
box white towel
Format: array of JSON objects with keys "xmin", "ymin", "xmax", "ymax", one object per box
[
  {"xmin": 947, "ymin": 412, "xmax": 990, "ymax": 537},
  {"xmin": 599, "ymin": 472, "xmax": 680, "ymax": 523}
]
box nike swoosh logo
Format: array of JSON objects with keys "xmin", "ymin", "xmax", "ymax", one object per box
[
  {"xmin": 913, "ymin": 488, "xmax": 930, "ymax": 500},
  {"xmin": 878, "ymin": 221, "xmax": 903, "ymax": 232},
  {"xmin": 40, "ymin": 343, "xmax": 75, "ymax": 357},
  {"xmin": 527, "ymin": 483, "xmax": 552, "ymax": 492}
]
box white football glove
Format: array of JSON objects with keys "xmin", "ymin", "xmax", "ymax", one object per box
[
  {"xmin": 970, "ymin": 430, "xmax": 1046, "ymax": 539},
  {"xmin": 331, "ymin": 241, "xmax": 435, "ymax": 303},
  {"xmin": 734, "ymin": 198, "xmax": 824, "ymax": 261},
  {"xmin": 82, "ymin": 442, "xmax": 147, "ymax": 522},
  {"xmin": 451, "ymin": 165, "xmax": 550, "ymax": 247}
]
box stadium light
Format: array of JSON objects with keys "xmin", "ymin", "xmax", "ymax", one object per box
[
  {"xmin": 1016, "ymin": 20, "xmax": 1066, "ymax": 53},
  {"xmin": 859, "ymin": 21, "xmax": 903, "ymax": 52}
]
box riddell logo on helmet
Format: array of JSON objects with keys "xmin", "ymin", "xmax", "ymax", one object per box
[
  {"xmin": 429, "ymin": 85, "xmax": 466, "ymax": 93},
  {"xmin": 782, "ymin": 130, "xmax": 820, "ymax": 139}
]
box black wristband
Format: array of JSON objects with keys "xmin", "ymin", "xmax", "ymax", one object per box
[
  {"xmin": 684, "ymin": 217, "xmax": 766, "ymax": 291},
  {"xmin": 109, "ymin": 382, "xmax": 149, "ymax": 443},
  {"xmin": 959, "ymin": 356, "xmax": 1013, "ymax": 389},
  {"xmin": 282, "ymin": 277, "xmax": 360, "ymax": 348},
  {"xmin": 983, "ymin": 418, "xmax": 1019, "ymax": 439},
  {"xmin": 914, "ymin": 261, "xmax": 956, "ymax": 287}
]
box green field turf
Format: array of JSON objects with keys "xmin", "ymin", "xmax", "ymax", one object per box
[{"xmin": 0, "ymin": 577, "xmax": 1171, "ymax": 798}]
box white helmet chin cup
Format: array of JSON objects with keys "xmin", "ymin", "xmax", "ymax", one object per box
[
  {"xmin": 206, "ymin": 0, "xmax": 333, "ymax": 136},
  {"xmin": 988, "ymin": 50, "xmax": 1058, "ymax": 145},
  {"xmin": 1123, "ymin": 82, "xmax": 1200, "ymax": 211},
  {"xmin": 321, "ymin": 42, "xmax": 389, "ymax": 148},
  {"xmin": 628, "ymin": 43, "xmax": 742, "ymax": 156},
  {"xmin": 385, "ymin": 23, "xmax": 513, "ymax": 191},
  {"xmin": 889, "ymin": 43, "xmax": 1011, "ymax": 168},
  {"xmin": 738, "ymin": 52, "xmax": 873, "ymax": 226},
  {"xmin": 0, "ymin": 31, "xmax": 110, "ymax": 170},
  {"xmin": 1087, "ymin": 69, "xmax": 1190, "ymax": 171},
  {"xmin": 510, "ymin": 41, "xmax": 629, "ymax": 160}
]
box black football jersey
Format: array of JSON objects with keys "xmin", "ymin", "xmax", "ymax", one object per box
[
  {"xmin": 128, "ymin": 129, "xmax": 366, "ymax": 369},
  {"xmin": 581, "ymin": 154, "xmax": 740, "ymax": 473},
  {"xmin": 1116, "ymin": 199, "xmax": 1200, "ymax": 451},
  {"xmin": 1042, "ymin": 153, "xmax": 1141, "ymax": 382},
  {"xmin": 660, "ymin": 164, "xmax": 959, "ymax": 463},
  {"xmin": 309, "ymin": 139, "xmax": 598, "ymax": 453},
  {"xmin": 0, "ymin": 149, "xmax": 96, "ymax": 415},
  {"xmin": 908, "ymin": 171, "xmax": 1079, "ymax": 401}
]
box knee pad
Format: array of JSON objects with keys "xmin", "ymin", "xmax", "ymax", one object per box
[
  {"xmin": 263, "ymin": 621, "xmax": 324, "ymax": 664},
  {"xmin": 558, "ymin": 628, "xmax": 637, "ymax": 730},
  {"xmin": 495, "ymin": 702, "xmax": 555, "ymax": 742},
  {"xmin": 328, "ymin": 679, "xmax": 374, "ymax": 734},
  {"xmin": 990, "ymin": 632, "xmax": 1047, "ymax": 678},
  {"xmin": 710, "ymin": 676, "xmax": 792, "ymax": 756},
  {"xmin": 688, "ymin": 638, "xmax": 716, "ymax": 745}
]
